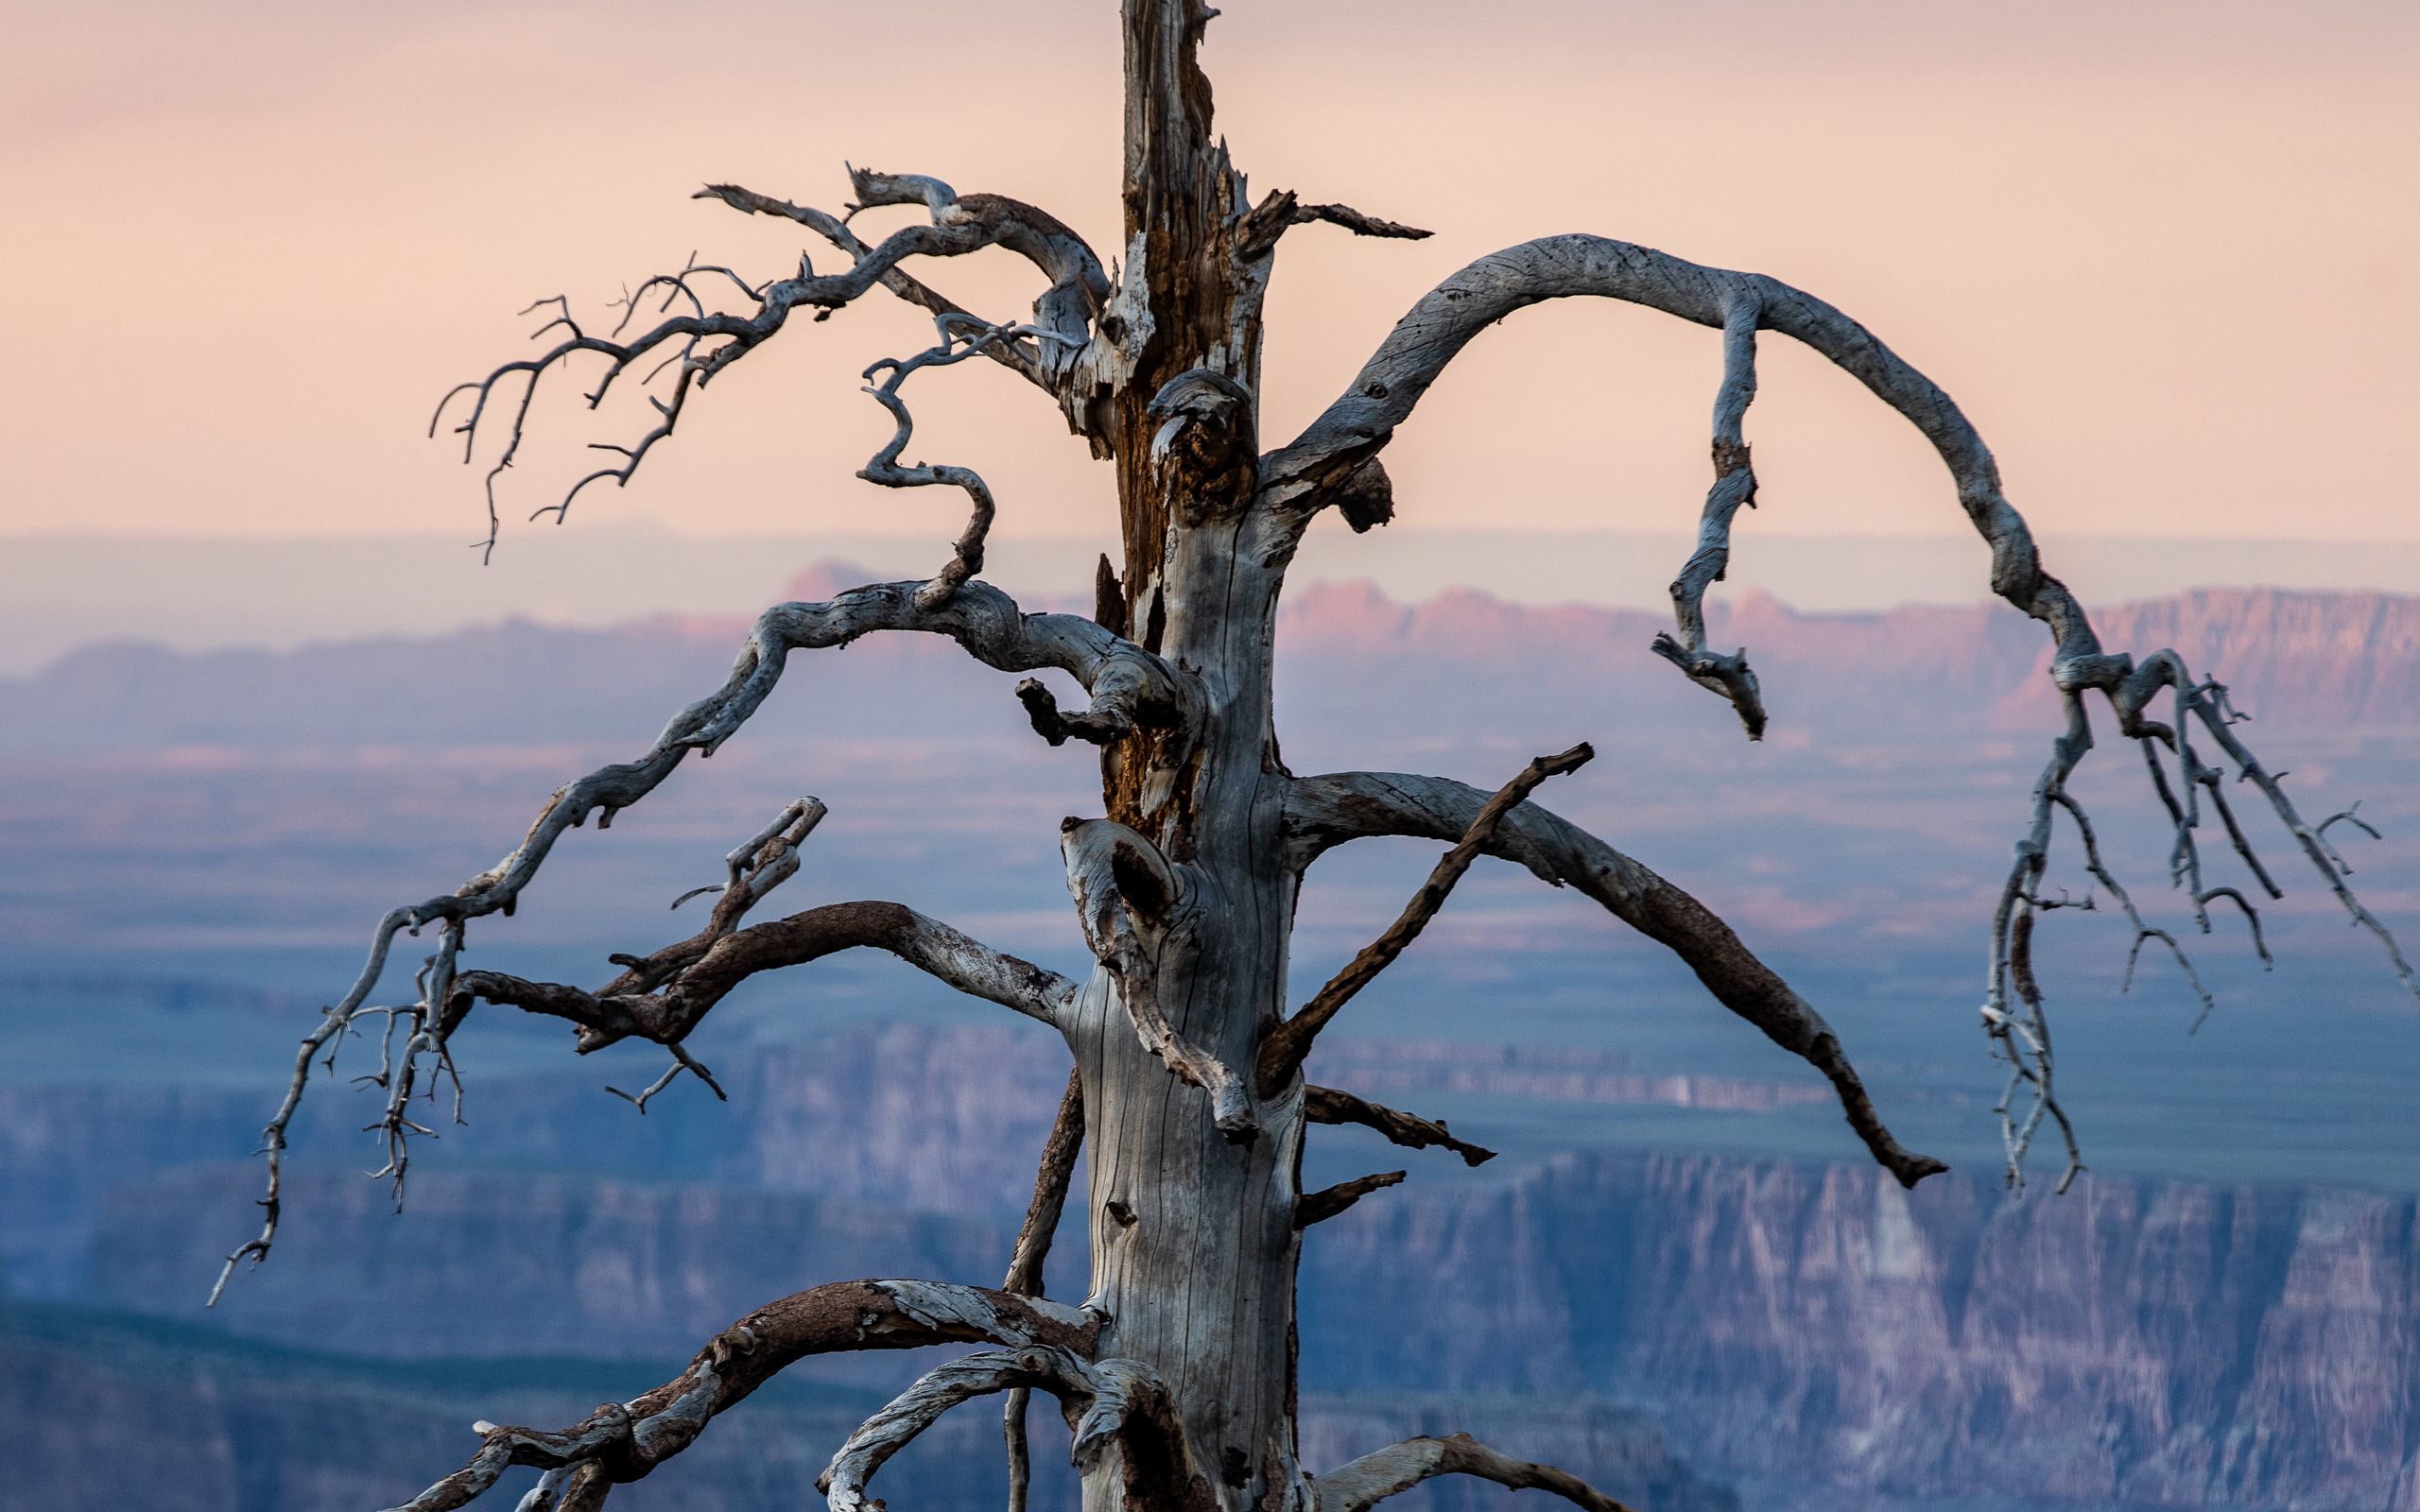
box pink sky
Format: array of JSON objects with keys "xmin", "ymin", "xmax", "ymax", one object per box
[{"xmin": 3, "ymin": 0, "xmax": 2414, "ymax": 550}]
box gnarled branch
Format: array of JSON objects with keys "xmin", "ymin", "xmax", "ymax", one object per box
[
  {"xmin": 1235, "ymin": 188, "xmax": 1431, "ymax": 260},
  {"xmin": 216, "ymin": 578, "xmax": 1184, "ymax": 1299},
  {"xmin": 1260, "ymin": 745, "xmax": 1592, "ymax": 1091},
  {"xmin": 1311, "ymin": 1434, "xmax": 1639, "ymax": 1512},
  {"xmin": 1260, "ymin": 232, "xmax": 2108, "ymax": 695},
  {"xmin": 1282, "ymin": 770, "xmax": 1945, "ymax": 1188},
  {"xmin": 378, "ymin": 1280, "xmax": 1099, "ymax": 1512},
  {"xmin": 457, "ymin": 899, "xmax": 1077, "ymax": 1051},
  {"xmin": 438, "ymin": 190, "xmax": 1094, "ymax": 551},
  {"xmin": 823, "ymin": 1348, "xmax": 1209, "ymax": 1512},
  {"xmin": 1305, "ymin": 1085, "xmax": 1495, "ymax": 1166},
  {"xmin": 1648, "ymin": 291, "xmax": 1766, "ymax": 737}
]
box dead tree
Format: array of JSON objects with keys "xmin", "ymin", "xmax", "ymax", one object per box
[{"xmin": 220, "ymin": 6, "xmax": 2416, "ymax": 1511}]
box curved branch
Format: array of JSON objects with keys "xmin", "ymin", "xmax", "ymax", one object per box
[
  {"xmin": 1268, "ymin": 234, "xmax": 2416, "ymax": 1185},
  {"xmin": 217, "ymin": 579, "xmax": 1185, "ymax": 1299},
  {"xmin": 822, "ymin": 1348, "xmax": 1206, "ymax": 1512},
  {"xmin": 843, "ymin": 166, "xmax": 1108, "ymax": 373},
  {"xmin": 1283, "ymin": 771, "xmax": 1945, "ymax": 1188},
  {"xmin": 694, "ymin": 180, "xmax": 1052, "ymax": 392},
  {"xmin": 856, "ymin": 318, "xmax": 1058, "ymax": 609},
  {"xmin": 1261, "ymin": 745, "xmax": 1592, "ymax": 1091},
  {"xmin": 1312, "ymin": 1434, "xmax": 1639, "ymax": 1512},
  {"xmin": 1261, "ymin": 232, "xmax": 2109, "ymax": 688},
  {"xmin": 438, "ymin": 196, "xmax": 1084, "ymax": 548},
  {"xmin": 1062, "ymin": 818, "xmax": 1255, "ymax": 1141},
  {"xmin": 457, "ymin": 899, "xmax": 1079, "ymax": 1050},
  {"xmin": 1305, "ymin": 1085, "xmax": 1495, "ymax": 1166},
  {"xmin": 377, "ymin": 1280, "xmax": 1099, "ymax": 1512}
]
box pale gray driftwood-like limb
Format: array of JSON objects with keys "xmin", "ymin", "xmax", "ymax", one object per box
[
  {"xmin": 1311, "ymin": 1434, "xmax": 1639, "ymax": 1512},
  {"xmin": 1062, "ymin": 817, "xmax": 1255, "ymax": 1140},
  {"xmin": 214, "ymin": 579, "xmax": 1184, "ymax": 1302},
  {"xmin": 1260, "ymin": 744, "xmax": 1593, "ymax": 1091},
  {"xmin": 841, "ymin": 165, "xmax": 1108, "ymax": 378},
  {"xmin": 437, "ymin": 195, "xmax": 1094, "ymax": 552},
  {"xmin": 823, "ymin": 1348, "xmax": 1211, "ymax": 1512},
  {"xmin": 856, "ymin": 316, "xmax": 1081, "ymax": 609},
  {"xmin": 1648, "ymin": 292, "xmax": 1767, "ymax": 737},
  {"xmin": 1282, "ymin": 770, "xmax": 1945, "ymax": 1188},
  {"xmin": 1979, "ymin": 664, "xmax": 2418, "ymax": 1188},
  {"xmin": 458, "ymin": 900, "xmax": 1077, "ymax": 1049},
  {"xmin": 378, "ymin": 1280, "xmax": 1098, "ymax": 1512},
  {"xmin": 1259, "ymin": 232, "xmax": 2115, "ymax": 696},
  {"xmin": 694, "ymin": 180, "xmax": 1056, "ymax": 392}
]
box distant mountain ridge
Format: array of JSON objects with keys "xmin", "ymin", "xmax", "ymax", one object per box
[{"xmin": 8, "ymin": 567, "xmax": 2416, "ymax": 752}]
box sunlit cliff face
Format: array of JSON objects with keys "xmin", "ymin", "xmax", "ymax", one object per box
[{"xmin": 3, "ymin": 1, "xmax": 2415, "ymax": 548}]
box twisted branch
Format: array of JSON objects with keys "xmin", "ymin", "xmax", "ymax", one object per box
[
  {"xmin": 823, "ymin": 1348, "xmax": 1204, "ymax": 1512},
  {"xmin": 216, "ymin": 580, "xmax": 1184, "ymax": 1300},
  {"xmin": 376, "ymin": 1280, "xmax": 1099, "ymax": 1512},
  {"xmin": 1648, "ymin": 292, "xmax": 1766, "ymax": 737}
]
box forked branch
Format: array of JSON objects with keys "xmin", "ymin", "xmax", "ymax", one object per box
[
  {"xmin": 1269, "ymin": 232, "xmax": 2417, "ymax": 1184},
  {"xmin": 377, "ymin": 1280, "xmax": 1099, "ymax": 1512},
  {"xmin": 1311, "ymin": 1434, "xmax": 1640, "ymax": 1512},
  {"xmin": 216, "ymin": 579, "xmax": 1184, "ymax": 1299},
  {"xmin": 1260, "ymin": 745, "xmax": 1594, "ymax": 1091},
  {"xmin": 823, "ymin": 1348, "xmax": 1212, "ymax": 1512},
  {"xmin": 1283, "ymin": 771, "xmax": 1945, "ymax": 1188}
]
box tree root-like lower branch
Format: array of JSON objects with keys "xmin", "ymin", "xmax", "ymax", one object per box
[{"xmin": 375, "ymin": 1280, "xmax": 1099, "ymax": 1512}]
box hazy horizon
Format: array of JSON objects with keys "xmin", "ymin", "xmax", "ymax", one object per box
[{"xmin": 9, "ymin": 525, "xmax": 2420, "ymax": 676}]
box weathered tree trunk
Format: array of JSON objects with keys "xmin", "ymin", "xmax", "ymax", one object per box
[{"xmin": 1074, "ymin": 9, "xmax": 1307, "ymax": 1506}]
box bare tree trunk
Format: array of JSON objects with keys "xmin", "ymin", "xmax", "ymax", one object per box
[{"xmin": 1071, "ymin": 10, "xmax": 1306, "ymax": 1506}]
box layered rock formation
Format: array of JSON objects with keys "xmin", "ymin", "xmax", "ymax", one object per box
[{"xmin": 1305, "ymin": 1149, "xmax": 2420, "ymax": 1510}]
